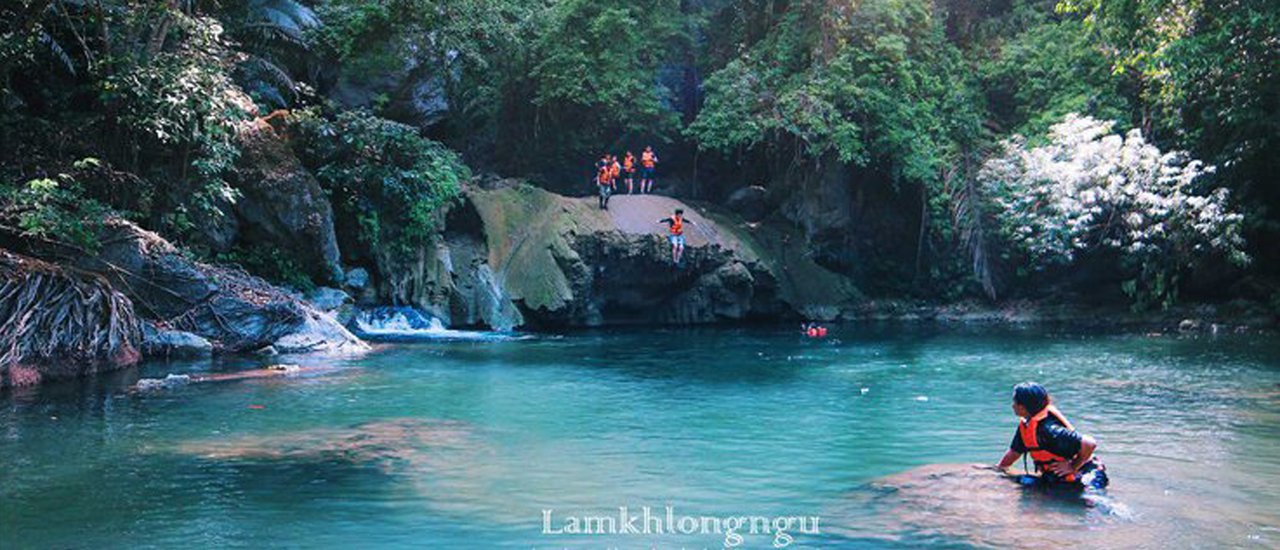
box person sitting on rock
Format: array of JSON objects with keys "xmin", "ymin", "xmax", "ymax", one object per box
[
  {"xmin": 623, "ymin": 151, "xmax": 637, "ymax": 194},
  {"xmin": 657, "ymin": 208, "xmax": 693, "ymax": 267},
  {"xmin": 641, "ymin": 146, "xmax": 658, "ymax": 194},
  {"xmin": 994, "ymin": 382, "xmax": 1108, "ymax": 490},
  {"xmin": 596, "ymin": 154, "xmax": 613, "ymax": 210}
]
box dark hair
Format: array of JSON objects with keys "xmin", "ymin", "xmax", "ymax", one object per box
[
  {"xmin": 1013, "ymin": 382, "xmax": 1050, "ymax": 414},
  {"xmin": 675, "ymin": 208, "xmax": 684, "ymax": 215}
]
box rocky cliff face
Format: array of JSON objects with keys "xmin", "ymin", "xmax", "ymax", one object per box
[
  {"xmin": 229, "ymin": 117, "xmax": 345, "ymax": 284},
  {"xmin": 401, "ymin": 184, "xmax": 863, "ymax": 329}
]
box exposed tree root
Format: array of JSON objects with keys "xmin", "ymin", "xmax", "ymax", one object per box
[{"xmin": 0, "ymin": 249, "xmax": 141, "ymax": 387}]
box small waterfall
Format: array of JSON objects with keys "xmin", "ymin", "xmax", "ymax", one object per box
[
  {"xmin": 472, "ymin": 264, "xmax": 524, "ymax": 332},
  {"xmin": 350, "ymin": 306, "xmax": 524, "ymax": 342}
]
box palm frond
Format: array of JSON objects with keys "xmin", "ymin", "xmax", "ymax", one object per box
[
  {"xmin": 235, "ymin": 54, "xmax": 298, "ymax": 108},
  {"xmin": 37, "ymin": 30, "xmax": 76, "ymax": 76},
  {"xmin": 248, "ymin": 0, "xmax": 319, "ymax": 33}
]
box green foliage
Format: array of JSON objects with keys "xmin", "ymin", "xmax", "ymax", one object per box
[
  {"xmin": 689, "ymin": 0, "xmax": 983, "ymax": 187},
  {"xmin": 98, "ymin": 13, "xmax": 249, "ymax": 238},
  {"xmin": 292, "ymin": 108, "xmax": 468, "ymax": 256},
  {"xmin": 1057, "ymin": 0, "xmax": 1280, "ymax": 222},
  {"xmin": 980, "ymin": 17, "xmax": 1133, "ymax": 137},
  {"xmin": 311, "ymin": 0, "xmax": 532, "ymax": 100},
  {"xmin": 2, "ymin": 0, "xmax": 1276, "ymax": 307},
  {"xmin": 495, "ymin": 0, "xmax": 686, "ymax": 175},
  {"xmin": 217, "ymin": 245, "xmax": 316, "ymax": 291},
  {"xmin": 0, "ymin": 160, "xmax": 113, "ymax": 251}
]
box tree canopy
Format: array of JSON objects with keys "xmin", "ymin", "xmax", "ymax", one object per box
[{"xmin": 2, "ymin": 0, "xmax": 1276, "ymax": 308}]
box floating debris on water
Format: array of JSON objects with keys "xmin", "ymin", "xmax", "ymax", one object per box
[{"xmin": 134, "ymin": 373, "xmax": 192, "ymax": 391}]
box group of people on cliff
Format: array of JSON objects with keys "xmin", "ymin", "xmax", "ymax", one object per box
[
  {"xmin": 590, "ymin": 146, "xmax": 688, "ymax": 268},
  {"xmin": 594, "ymin": 146, "xmax": 659, "ymax": 210}
]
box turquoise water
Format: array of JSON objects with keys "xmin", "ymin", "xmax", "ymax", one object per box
[{"xmin": 3, "ymin": 325, "xmax": 1279, "ymax": 548}]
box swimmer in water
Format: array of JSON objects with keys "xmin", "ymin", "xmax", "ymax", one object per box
[{"xmin": 994, "ymin": 382, "xmax": 1109, "ymax": 490}]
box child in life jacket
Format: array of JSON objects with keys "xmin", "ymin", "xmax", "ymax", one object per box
[
  {"xmin": 623, "ymin": 151, "xmax": 637, "ymax": 194},
  {"xmin": 596, "ymin": 154, "xmax": 613, "ymax": 209},
  {"xmin": 640, "ymin": 146, "xmax": 658, "ymax": 194},
  {"xmin": 657, "ymin": 208, "xmax": 693, "ymax": 266}
]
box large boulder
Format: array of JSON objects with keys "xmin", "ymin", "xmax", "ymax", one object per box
[
  {"xmin": 403, "ymin": 185, "xmax": 863, "ymax": 329},
  {"xmin": 726, "ymin": 185, "xmax": 770, "ymax": 222},
  {"xmin": 328, "ymin": 42, "xmax": 450, "ymax": 129},
  {"xmin": 0, "ymin": 249, "xmax": 141, "ymax": 387},
  {"xmin": 230, "ymin": 116, "xmax": 344, "ymax": 284},
  {"xmin": 141, "ymin": 323, "xmax": 213, "ymax": 357},
  {"xmin": 68, "ymin": 219, "xmax": 366, "ymax": 354}
]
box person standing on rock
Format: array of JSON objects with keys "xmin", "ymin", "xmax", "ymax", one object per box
[
  {"xmin": 641, "ymin": 146, "xmax": 658, "ymax": 194},
  {"xmin": 596, "ymin": 154, "xmax": 614, "ymax": 209},
  {"xmin": 609, "ymin": 155, "xmax": 622, "ymax": 198},
  {"xmin": 993, "ymin": 382, "xmax": 1108, "ymax": 491},
  {"xmin": 623, "ymin": 151, "xmax": 637, "ymax": 194},
  {"xmin": 657, "ymin": 208, "xmax": 693, "ymax": 267}
]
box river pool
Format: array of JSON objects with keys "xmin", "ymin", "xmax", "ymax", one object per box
[{"xmin": 2, "ymin": 325, "xmax": 1278, "ymax": 548}]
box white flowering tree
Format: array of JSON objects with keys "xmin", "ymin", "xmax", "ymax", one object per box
[{"xmin": 979, "ymin": 114, "xmax": 1248, "ymax": 310}]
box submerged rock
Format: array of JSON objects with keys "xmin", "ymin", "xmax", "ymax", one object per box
[
  {"xmin": 176, "ymin": 418, "xmax": 472, "ymax": 474},
  {"xmin": 132, "ymin": 365, "xmax": 342, "ymax": 392},
  {"xmin": 135, "ymin": 373, "xmax": 193, "ymax": 391},
  {"xmin": 829, "ymin": 464, "xmax": 1138, "ymax": 547}
]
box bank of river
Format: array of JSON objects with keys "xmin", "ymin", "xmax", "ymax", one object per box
[{"xmin": 2, "ymin": 325, "xmax": 1278, "ymax": 548}]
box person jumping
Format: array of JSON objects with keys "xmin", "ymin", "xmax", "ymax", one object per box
[
  {"xmin": 623, "ymin": 151, "xmax": 637, "ymax": 194},
  {"xmin": 657, "ymin": 208, "xmax": 693, "ymax": 267},
  {"xmin": 640, "ymin": 146, "xmax": 658, "ymax": 194}
]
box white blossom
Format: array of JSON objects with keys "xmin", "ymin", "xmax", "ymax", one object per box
[{"xmin": 978, "ymin": 114, "xmax": 1248, "ymax": 275}]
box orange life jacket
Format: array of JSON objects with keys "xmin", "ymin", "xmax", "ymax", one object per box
[
  {"xmin": 1018, "ymin": 405, "xmax": 1078, "ymax": 482},
  {"xmin": 598, "ymin": 165, "xmax": 611, "ymax": 184},
  {"xmin": 669, "ymin": 215, "xmax": 683, "ymax": 235},
  {"xmin": 610, "ymin": 162, "xmax": 621, "ymax": 178},
  {"xmin": 642, "ymin": 151, "xmax": 656, "ymax": 168},
  {"xmin": 624, "ymin": 155, "xmax": 635, "ymax": 171}
]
